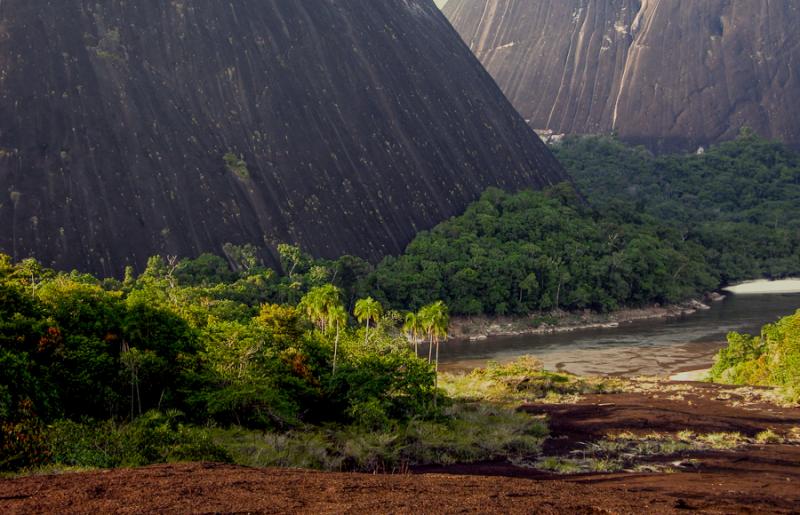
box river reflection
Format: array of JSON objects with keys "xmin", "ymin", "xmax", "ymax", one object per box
[{"xmin": 437, "ymin": 292, "xmax": 800, "ymax": 376}]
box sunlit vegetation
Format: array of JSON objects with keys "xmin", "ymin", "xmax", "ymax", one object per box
[
  {"xmin": 533, "ymin": 430, "xmax": 763, "ymax": 475},
  {"xmin": 215, "ymin": 402, "xmax": 546, "ymax": 473},
  {"xmin": 0, "ymin": 256, "xmax": 550, "ymax": 473},
  {"xmin": 710, "ymin": 309, "xmax": 800, "ymax": 402},
  {"xmin": 366, "ymin": 132, "xmax": 800, "ymax": 317},
  {"xmin": 440, "ymin": 356, "xmax": 624, "ymax": 404},
  {"xmin": 0, "ymin": 253, "xmax": 438, "ymax": 471}
]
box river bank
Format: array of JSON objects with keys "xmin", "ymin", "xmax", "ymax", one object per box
[
  {"xmin": 449, "ymin": 298, "xmax": 717, "ymax": 342},
  {"xmin": 724, "ymin": 278, "xmax": 800, "ymax": 294},
  {"xmin": 438, "ymin": 288, "xmax": 800, "ymax": 377},
  {"xmin": 448, "ymin": 277, "xmax": 800, "ymax": 343}
]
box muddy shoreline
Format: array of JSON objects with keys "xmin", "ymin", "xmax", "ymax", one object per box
[{"xmin": 448, "ymin": 297, "xmax": 720, "ymax": 342}]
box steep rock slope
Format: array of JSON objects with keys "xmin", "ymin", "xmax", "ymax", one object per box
[
  {"xmin": 444, "ymin": 0, "xmax": 800, "ymax": 150},
  {"xmin": 0, "ymin": 0, "xmax": 566, "ymax": 276}
]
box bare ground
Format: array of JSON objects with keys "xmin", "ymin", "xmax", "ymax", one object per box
[{"xmin": 2, "ymin": 381, "xmax": 799, "ymax": 514}]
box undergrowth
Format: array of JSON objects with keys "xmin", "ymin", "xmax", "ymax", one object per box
[
  {"xmin": 216, "ymin": 402, "xmax": 547, "ymax": 472},
  {"xmin": 440, "ymin": 355, "xmax": 624, "ymax": 404}
]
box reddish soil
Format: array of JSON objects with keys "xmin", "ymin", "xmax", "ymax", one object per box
[
  {"xmin": 2, "ymin": 381, "xmax": 799, "ymax": 514},
  {"xmin": 530, "ymin": 381, "xmax": 800, "ymax": 454}
]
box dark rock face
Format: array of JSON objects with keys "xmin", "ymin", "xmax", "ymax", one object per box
[
  {"xmin": 443, "ymin": 0, "xmax": 800, "ymax": 150},
  {"xmin": 0, "ymin": 0, "xmax": 566, "ymax": 276}
]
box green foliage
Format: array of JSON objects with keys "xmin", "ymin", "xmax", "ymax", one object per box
[
  {"xmin": 223, "ymin": 152, "xmax": 250, "ymax": 179},
  {"xmin": 710, "ymin": 310, "xmax": 800, "ymax": 402},
  {"xmin": 441, "ymin": 356, "xmax": 624, "ymax": 404},
  {"xmin": 354, "ymin": 297, "xmax": 382, "ymax": 333},
  {"xmin": 174, "ymin": 253, "xmax": 237, "ymax": 285},
  {"xmin": 371, "ymin": 186, "xmax": 717, "ymax": 315},
  {"xmin": 217, "ymin": 401, "xmax": 546, "ymax": 473},
  {"xmin": 554, "ymin": 132, "xmax": 800, "ymax": 283},
  {"xmin": 330, "ymin": 348, "xmax": 436, "ymax": 428},
  {"xmin": 1, "ymin": 400, "xmax": 50, "ymax": 471},
  {"xmin": 45, "ymin": 411, "xmax": 231, "ymax": 469},
  {"xmin": 0, "ymin": 254, "xmax": 444, "ymax": 471}
]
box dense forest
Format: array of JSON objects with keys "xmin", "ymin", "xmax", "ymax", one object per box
[
  {"xmin": 710, "ymin": 309, "xmax": 800, "ymax": 402},
  {"xmin": 2, "ymin": 254, "xmax": 562, "ymax": 473},
  {"xmin": 555, "ymin": 130, "xmax": 800, "ymax": 284},
  {"xmin": 369, "ymin": 185, "xmax": 717, "ymax": 315}
]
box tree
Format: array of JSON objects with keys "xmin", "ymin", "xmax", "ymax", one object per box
[
  {"xmin": 222, "ymin": 243, "xmax": 260, "ymax": 274},
  {"xmin": 327, "ymin": 304, "xmax": 348, "ymax": 376},
  {"xmin": 299, "ymin": 285, "xmax": 341, "ymax": 333},
  {"xmin": 277, "ymin": 244, "xmax": 303, "ymax": 280},
  {"xmin": 354, "ymin": 297, "xmax": 383, "ymax": 344},
  {"xmin": 418, "ymin": 301, "xmax": 449, "ymax": 406},
  {"xmin": 299, "ymin": 285, "xmax": 346, "ymax": 375},
  {"xmin": 403, "ymin": 311, "xmax": 422, "ymax": 357}
]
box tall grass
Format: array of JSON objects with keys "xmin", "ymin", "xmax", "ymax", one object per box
[{"xmin": 215, "ymin": 402, "xmax": 547, "ymax": 472}]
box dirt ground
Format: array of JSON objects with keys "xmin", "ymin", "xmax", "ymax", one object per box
[{"xmin": 2, "ymin": 381, "xmax": 799, "ymax": 514}]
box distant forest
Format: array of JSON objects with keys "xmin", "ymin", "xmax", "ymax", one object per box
[{"xmin": 557, "ymin": 130, "xmax": 800, "ymax": 284}]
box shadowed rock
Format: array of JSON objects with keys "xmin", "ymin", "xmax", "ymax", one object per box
[{"xmin": 0, "ymin": 0, "xmax": 566, "ymax": 276}]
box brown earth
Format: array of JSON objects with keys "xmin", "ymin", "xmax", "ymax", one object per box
[{"xmin": 2, "ymin": 381, "xmax": 799, "ymax": 514}]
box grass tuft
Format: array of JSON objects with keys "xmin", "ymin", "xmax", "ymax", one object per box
[{"xmin": 755, "ymin": 429, "xmax": 784, "ymax": 445}]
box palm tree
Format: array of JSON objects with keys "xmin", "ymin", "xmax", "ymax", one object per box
[
  {"xmin": 403, "ymin": 311, "xmax": 422, "ymax": 356},
  {"xmin": 354, "ymin": 297, "xmax": 383, "ymax": 344},
  {"xmin": 300, "ymin": 285, "xmax": 349, "ymax": 375},
  {"xmin": 327, "ymin": 303, "xmax": 348, "ymax": 376},
  {"xmin": 419, "ymin": 301, "xmax": 449, "ymax": 406},
  {"xmin": 299, "ymin": 284, "xmax": 341, "ymax": 332},
  {"xmin": 418, "ymin": 305, "xmax": 435, "ymax": 363},
  {"xmin": 299, "ymin": 289, "xmax": 322, "ymax": 330}
]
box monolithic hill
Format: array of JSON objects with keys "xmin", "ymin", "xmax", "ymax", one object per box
[
  {"xmin": 0, "ymin": 0, "xmax": 566, "ymax": 275},
  {"xmin": 444, "ymin": 0, "xmax": 800, "ymax": 151}
]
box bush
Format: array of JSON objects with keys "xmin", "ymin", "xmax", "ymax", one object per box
[
  {"xmin": 710, "ymin": 310, "xmax": 800, "ymax": 402},
  {"xmin": 0, "ymin": 401, "xmax": 50, "ymax": 471},
  {"xmin": 45, "ymin": 411, "xmax": 231, "ymax": 469},
  {"xmin": 330, "ymin": 347, "xmax": 436, "ymax": 427}
]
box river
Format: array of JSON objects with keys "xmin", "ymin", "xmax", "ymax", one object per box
[{"xmin": 438, "ymin": 284, "xmax": 800, "ymax": 377}]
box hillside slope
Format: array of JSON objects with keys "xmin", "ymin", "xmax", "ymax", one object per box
[
  {"xmin": 0, "ymin": 0, "xmax": 566, "ymax": 275},
  {"xmin": 444, "ymin": 0, "xmax": 800, "ymax": 151}
]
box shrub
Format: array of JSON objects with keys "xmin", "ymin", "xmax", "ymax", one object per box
[
  {"xmin": 710, "ymin": 310, "xmax": 800, "ymax": 402},
  {"xmin": 45, "ymin": 411, "xmax": 231, "ymax": 469},
  {"xmin": 224, "ymin": 153, "xmax": 250, "ymax": 179},
  {"xmin": 0, "ymin": 401, "xmax": 50, "ymax": 471}
]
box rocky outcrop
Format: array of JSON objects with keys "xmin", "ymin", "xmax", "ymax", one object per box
[
  {"xmin": 443, "ymin": 0, "xmax": 800, "ymax": 150},
  {"xmin": 0, "ymin": 0, "xmax": 567, "ymax": 276}
]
